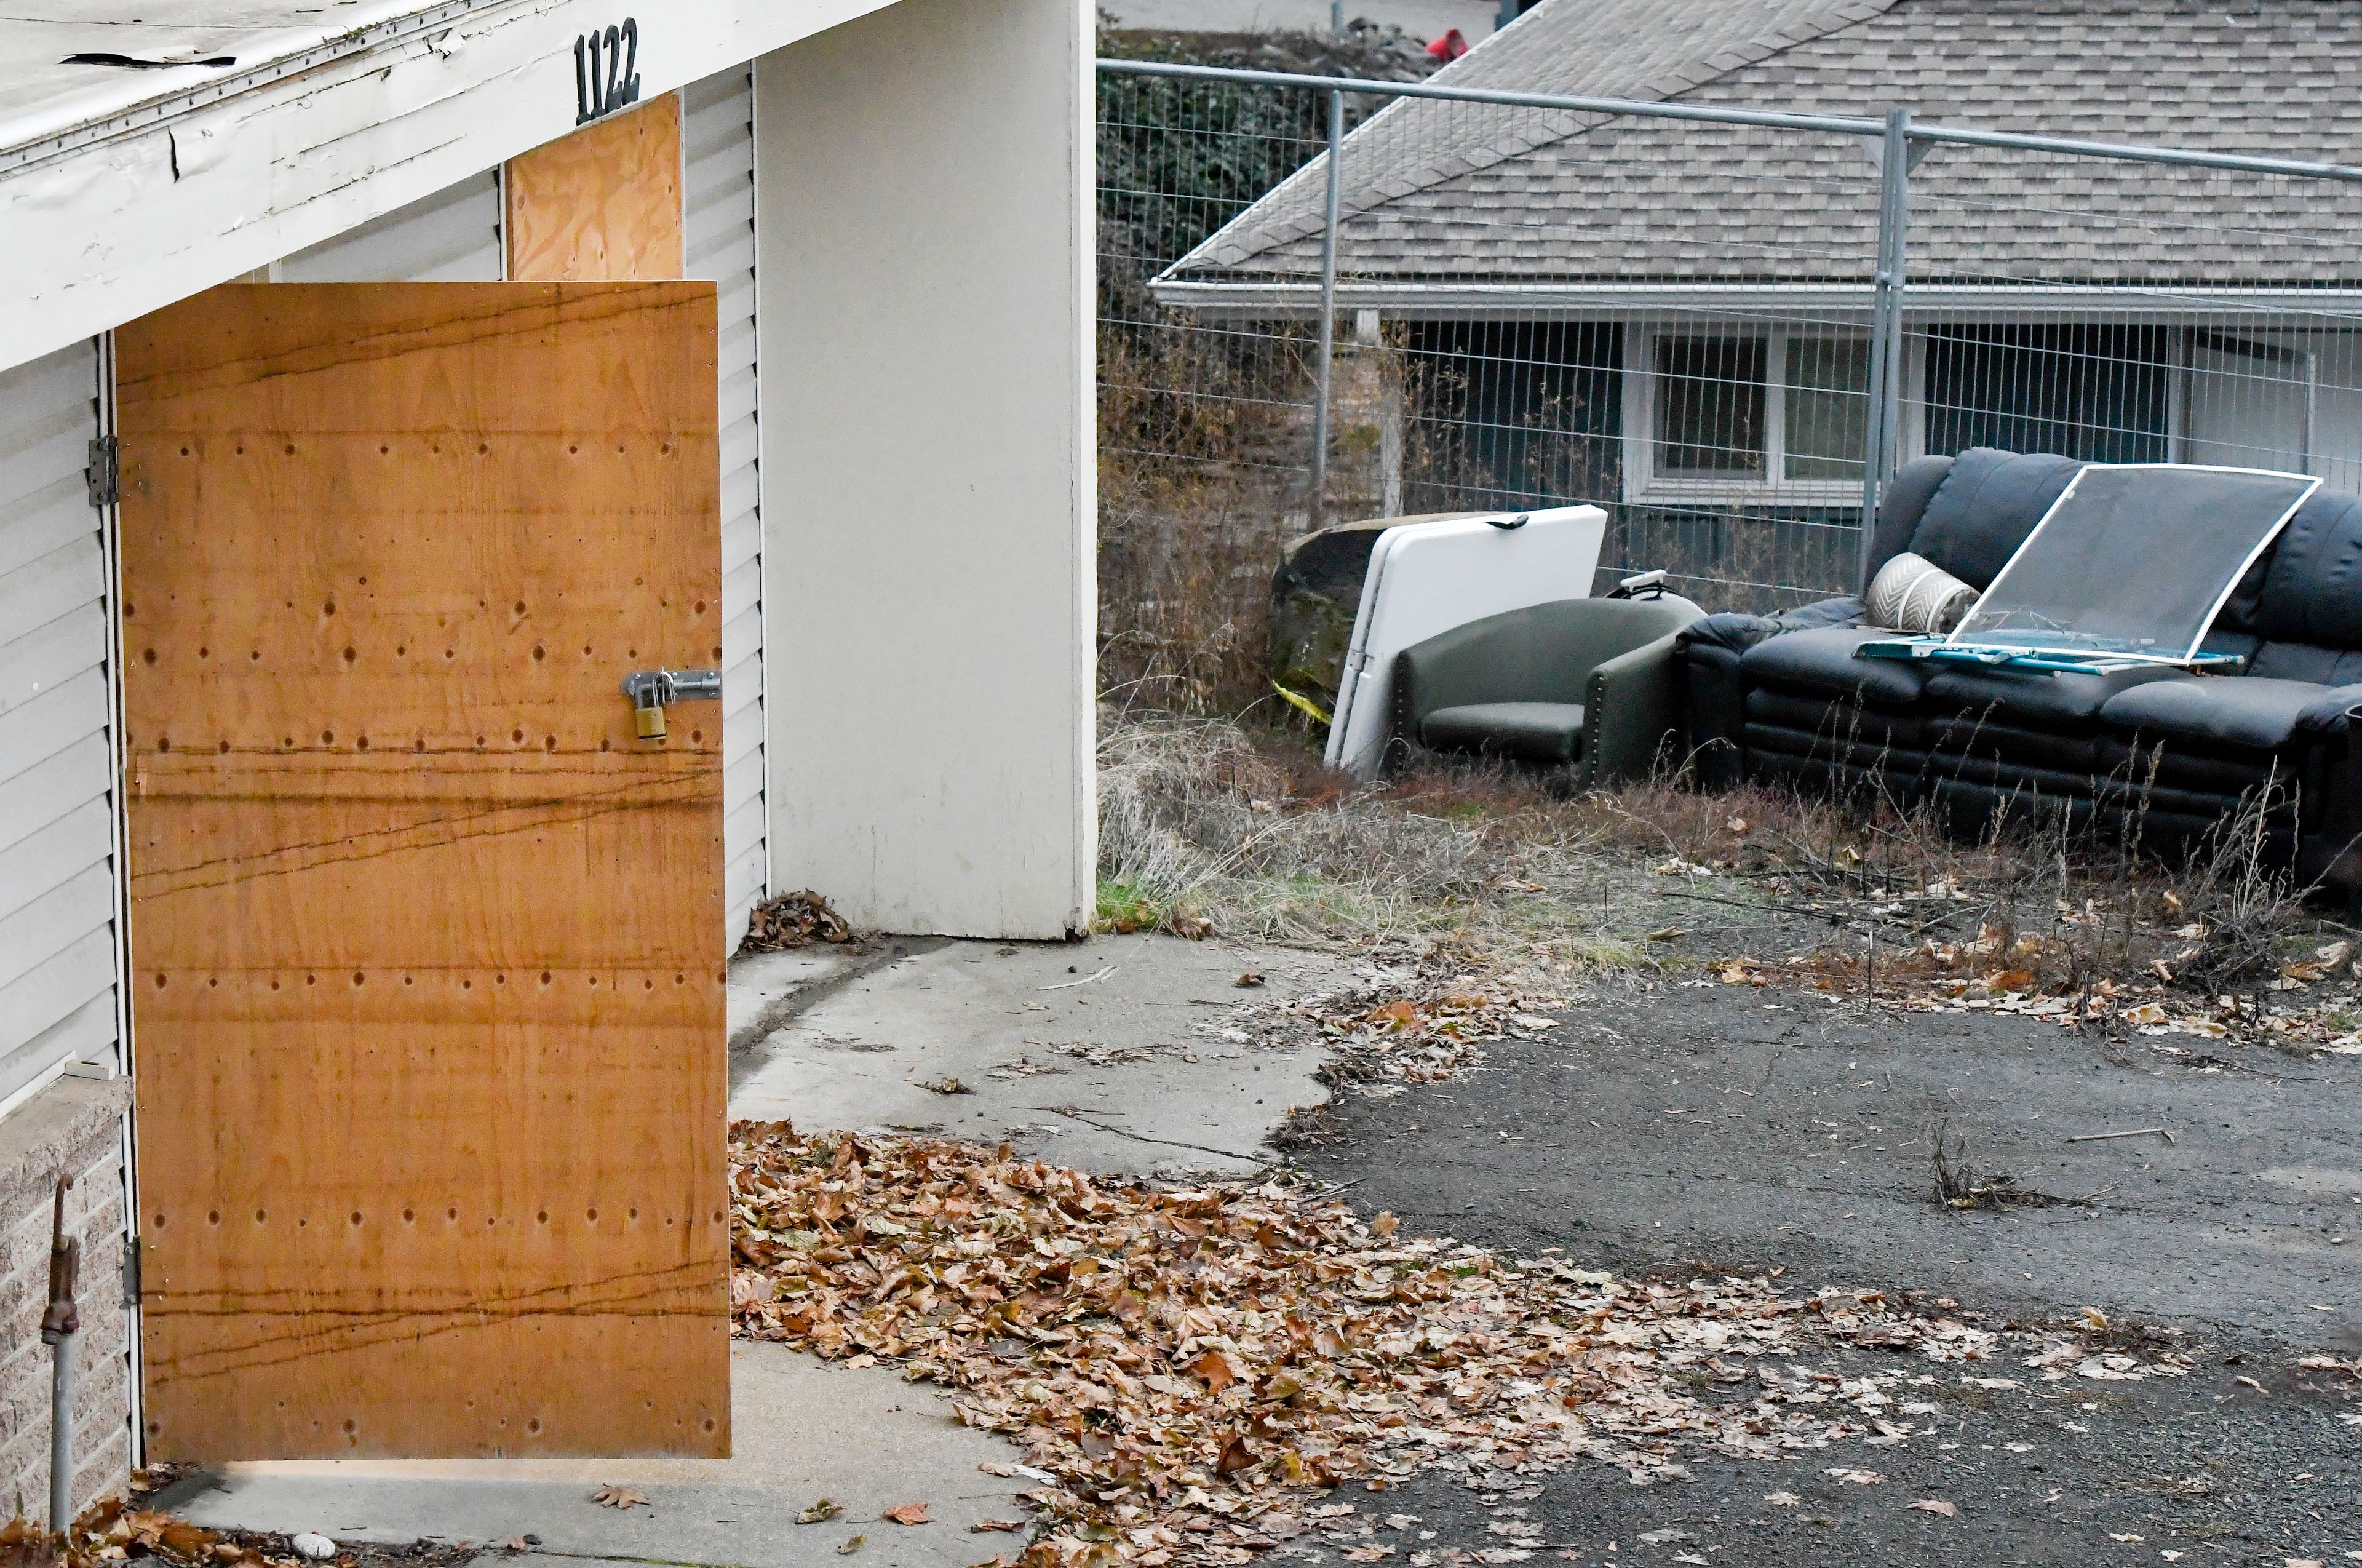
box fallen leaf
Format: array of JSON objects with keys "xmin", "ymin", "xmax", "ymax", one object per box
[
  {"xmin": 1645, "ymin": 927, "xmax": 1688, "ymax": 942},
  {"xmin": 1344, "ymin": 1548, "xmax": 1395, "ymax": 1561},
  {"xmin": 2110, "ymin": 1534, "xmax": 2145, "ymax": 1543},
  {"xmin": 1987, "ymin": 969, "xmax": 2035, "ymax": 993},
  {"xmin": 590, "ymin": 1484, "xmax": 647, "ymax": 1510},
  {"xmin": 1824, "ymin": 1468, "xmax": 1883, "ymax": 1486},
  {"xmin": 1216, "ymin": 1434, "xmax": 1254, "ymax": 1473},
  {"xmin": 798, "ymin": 1500, "xmax": 843, "ymax": 1525},
  {"xmin": 1235, "ymin": 972, "xmax": 1266, "ymax": 989},
  {"xmin": 1727, "ymin": 816, "xmax": 1749, "ymax": 833},
  {"xmin": 921, "ymin": 1077, "xmax": 973, "ymax": 1096},
  {"xmin": 1765, "ymin": 1492, "xmax": 1801, "ymax": 1506},
  {"xmin": 1188, "ymin": 1347, "xmax": 1244, "ymax": 1392},
  {"xmin": 836, "ymin": 1535, "xmax": 865, "ymax": 1556},
  {"xmin": 2124, "ymin": 1003, "xmax": 2168, "ymax": 1027},
  {"xmin": 1371, "ymin": 1211, "xmax": 1400, "ymax": 1238},
  {"xmin": 2083, "ymin": 1306, "xmax": 2109, "ymax": 1331},
  {"xmin": 969, "ymin": 1519, "xmax": 1027, "ymax": 1534},
  {"xmin": 883, "ymin": 1503, "xmax": 931, "ymax": 1526},
  {"xmin": 1907, "ymin": 1499, "xmax": 1957, "ymax": 1517}
]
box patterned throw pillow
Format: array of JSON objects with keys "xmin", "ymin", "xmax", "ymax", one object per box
[{"xmin": 1867, "ymin": 551, "xmax": 1979, "ymax": 635}]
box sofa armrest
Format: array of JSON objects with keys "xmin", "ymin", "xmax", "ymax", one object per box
[
  {"xmin": 1585, "ymin": 632, "xmax": 1686, "ymax": 789},
  {"xmin": 2296, "ymin": 683, "xmax": 2362, "ymax": 736}
]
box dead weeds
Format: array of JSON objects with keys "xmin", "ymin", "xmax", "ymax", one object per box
[{"xmin": 1099, "ymin": 714, "xmax": 2357, "ymax": 1057}]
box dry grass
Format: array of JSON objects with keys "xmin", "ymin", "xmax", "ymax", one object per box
[{"xmin": 1096, "ymin": 712, "xmax": 2339, "ymax": 1015}]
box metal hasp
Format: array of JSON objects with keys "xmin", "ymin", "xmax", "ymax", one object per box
[
  {"xmin": 620, "ymin": 668, "xmax": 723, "ymax": 742},
  {"xmin": 42, "ymin": 1174, "xmax": 78, "ymax": 1532}
]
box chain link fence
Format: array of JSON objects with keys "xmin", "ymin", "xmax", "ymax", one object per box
[{"xmin": 1095, "ymin": 55, "xmax": 2362, "ymax": 713}]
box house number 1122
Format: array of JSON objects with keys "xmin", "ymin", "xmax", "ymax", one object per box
[{"xmin": 575, "ymin": 18, "xmax": 642, "ymax": 124}]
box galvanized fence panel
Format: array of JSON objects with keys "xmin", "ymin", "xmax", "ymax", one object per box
[{"xmin": 1095, "ymin": 57, "xmax": 2362, "ymax": 711}]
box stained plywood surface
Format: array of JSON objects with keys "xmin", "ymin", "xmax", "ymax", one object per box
[
  {"xmin": 506, "ymin": 95, "xmax": 685, "ymax": 282},
  {"xmin": 117, "ymin": 282, "xmax": 727, "ymax": 1459}
]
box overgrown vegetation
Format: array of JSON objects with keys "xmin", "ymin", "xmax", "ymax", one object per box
[
  {"xmin": 1095, "ymin": 713, "xmax": 2352, "ymax": 1049},
  {"xmin": 1095, "ymin": 29, "xmax": 1428, "ymax": 715}
]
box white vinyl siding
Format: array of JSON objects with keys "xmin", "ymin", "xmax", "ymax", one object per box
[
  {"xmin": 685, "ymin": 66, "xmax": 768, "ymax": 950},
  {"xmin": 0, "ymin": 341, "xmax": 117, "ymax": 1102},
  {"xmin": 275, "ymin": 173, "xmax": 503, "ymax": 283}
]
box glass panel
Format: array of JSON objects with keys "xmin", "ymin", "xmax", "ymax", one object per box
[
  {"xmin": 1922, "ymin": 325, "xmax": 2173, "ymax": 463},
  {"xmin": 1950, "ymin": 464, "xmax": 2320, "ymax": 662},
  {"xmin": 1655, "ymin": 335, "xmax": 1765, "ymax": 476},
  {"xmin": 1784, "ymin": 336, "xmax": 1871, "ymax": 480}
]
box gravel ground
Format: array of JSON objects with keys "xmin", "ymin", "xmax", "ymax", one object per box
[{"xmin": 1287, "ymin": 981, "xmax": 2362, "ymax": 1568}]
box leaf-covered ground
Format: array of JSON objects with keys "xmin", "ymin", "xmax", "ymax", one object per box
[{"xmin": 727, "ymin": 1123, "xmax": 2187, "ymax": 1568}]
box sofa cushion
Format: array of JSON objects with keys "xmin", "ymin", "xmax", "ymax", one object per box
[
  {"xmin": 1420, "ymin": 702, "xmax": 1586, "ymax": 765},
  {"xmin": 1741, "ymin": 626, "xmax": 1930, "ymax": 709},
  {"xmin": 2245, "ymin": 642, "xmax": 2362, "ymax": 687},
  {"xmin": 2099, "ymin": 675, "xmax": 2331, "ymax": 754},
  {"xmin": 2247, "ymin": 488, "xmax": 2362, "ymax": 648},
  {"xmin": 1923, "ymin": 663, "xmax": 2184, "ymax": 728},
  {"xmin": 1906, "ymin": 447, "xmax": 2082, "ymax": 589}
]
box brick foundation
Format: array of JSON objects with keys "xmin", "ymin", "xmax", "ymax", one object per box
[{"xmin": 0, "ymin": 1075, "xmax": 133, "ymax": 1526}]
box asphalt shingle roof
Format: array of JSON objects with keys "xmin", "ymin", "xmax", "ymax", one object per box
[{"xmin": 1166, "ymin": 0, "xmax": 2362, "ymax": 287}]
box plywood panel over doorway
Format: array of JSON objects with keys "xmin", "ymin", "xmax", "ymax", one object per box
[
  {"xmin": 506, "ymin": 95, "xmax": 685, "ymax": 282},
  {"xmin": 117, "ymin": 282, "xmax": 728, "ymax": 1459}
]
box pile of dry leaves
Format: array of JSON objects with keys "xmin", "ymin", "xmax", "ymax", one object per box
[
  {"xmin": 740, "ymin": 889, "xmax": 857, "ymax": 952},
  {"xmin": 729, "ymin": 1123, "xmax": 2179, "ymax": 1568},
  {"xmin": 0, "ymin": 1498, "xmax": 447, "ymax": 1568}
]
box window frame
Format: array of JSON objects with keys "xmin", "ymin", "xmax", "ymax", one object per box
[{"xmin": 1621, "ymin": 321, "xmax": 1876, "ymax": 504}]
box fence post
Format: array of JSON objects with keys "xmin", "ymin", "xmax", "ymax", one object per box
[
  {"xmin": 1310, "ymin": 87, "xmax": 1345, "ymax": 527},
  {"xmin": 1857, "ymin": 106, "xmax": 1912, "ymax": 588}
]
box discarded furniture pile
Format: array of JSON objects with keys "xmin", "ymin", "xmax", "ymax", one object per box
[
  {"xmin": 1674, "ymin": 448, "xmax": 2362, "ymax": 885},
  {"xmin": 1270, "ymin": 453, "xmax": 2362, "ymax": 891}
]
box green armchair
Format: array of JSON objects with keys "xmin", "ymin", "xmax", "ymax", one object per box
[{"xmin": 1390, "ymin": 598, "xmax": 1705, "ymax": 789}]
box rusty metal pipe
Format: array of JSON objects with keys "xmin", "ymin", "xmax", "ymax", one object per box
[{"xmin": 41, "ymin": 1175, "xmax": 79, "ymax": 1534}]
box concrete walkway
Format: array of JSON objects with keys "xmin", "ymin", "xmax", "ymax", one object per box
[{"xmin": 167, "ymin": 934, "xmax": 1348, "ymax": 1565}]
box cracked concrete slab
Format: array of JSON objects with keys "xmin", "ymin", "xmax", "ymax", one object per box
[
  {"xmin": 164, "ymin": 1342, "xmax": 1032, "ymax": 1568},
  {"xmin": 730, "ymin": 932, "xmax": 1349, "ymax": 1177}
]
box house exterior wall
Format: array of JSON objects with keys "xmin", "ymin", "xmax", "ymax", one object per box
[
  {"xmin": 0, "ymin": 340, "xmax": 121, "ymax": 1107},
  {"xmin": 755, "ymin": 0, "xmax": 1095, "ymax": 940},
  {"xmin": 683, "ymin": 68, "xmax": 770, "ymax": 948},
  {"xmin": 0, "ymin": 336, "xmax": 134, "ymax": 1518},
  {"xmin": 0, "ymin": 0, "xmax": 911, "ymax": 375}
]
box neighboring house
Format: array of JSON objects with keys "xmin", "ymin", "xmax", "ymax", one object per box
[
  {"xmin": 1158, "ymin": 0, "xmax": 2362, "ymax": 587},
  {"xmin": 0, "ymin": 0, "xmax": 1089, "ymax": 1517}
]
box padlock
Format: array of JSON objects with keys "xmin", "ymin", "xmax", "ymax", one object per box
[{"xmin": 634, "ymin": 683, "xmax": 668, "ymax": 741}]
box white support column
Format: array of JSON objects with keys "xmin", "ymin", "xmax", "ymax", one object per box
[{"xmin": 754, "ymin": 0, "xmax": 1094, "ymax": 940}]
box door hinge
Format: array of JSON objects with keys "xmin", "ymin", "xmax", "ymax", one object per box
[
  {"xmin": 121, "ymin": 1235, "xmax": 140, "ymax": 1309},
  {"xmin": 86, "ymin": 436, "xmax": 118, "ymax": 509}
]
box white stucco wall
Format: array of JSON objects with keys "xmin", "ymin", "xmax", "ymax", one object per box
[{"xmin": 755, "ymin": 0, "xmax": 1094, "ymax": 939}]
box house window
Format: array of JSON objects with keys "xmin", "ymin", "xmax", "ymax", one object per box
[{"xmin": 1631, "ymin": 327, "xmax": 1871, "ymax": 500}]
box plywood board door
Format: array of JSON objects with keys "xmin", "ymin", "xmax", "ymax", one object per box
[{"xmin": 116, "ymin": 282, "xmax": 728, "ymax": 1459}]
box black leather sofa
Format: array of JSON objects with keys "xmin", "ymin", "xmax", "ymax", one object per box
[{"xmin": 1674, "ymin": 447, "xmax": 2362, "ymax": 888}]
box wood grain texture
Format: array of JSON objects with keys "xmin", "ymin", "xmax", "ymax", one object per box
[
  {"xmin": 505, "ymin": 95, "xmax": 685, "ymax": 282},
  {"xmin": 117, "ymin": 282, "xmax": 728, "ymax": 1459}
]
